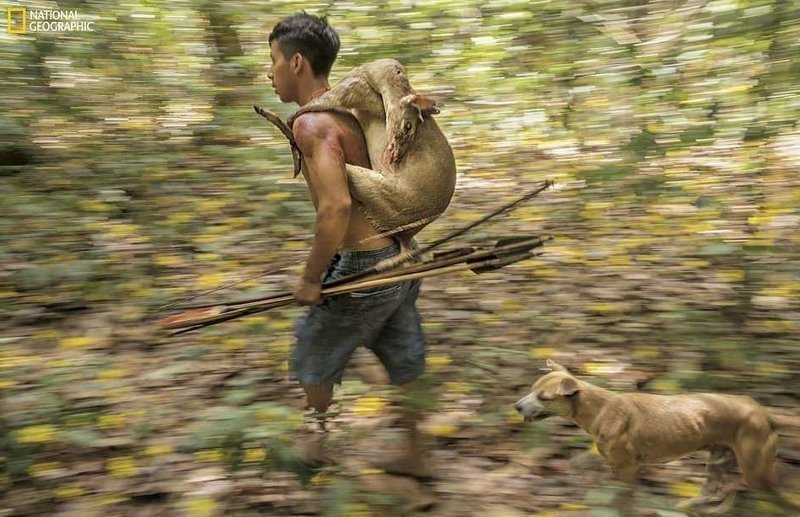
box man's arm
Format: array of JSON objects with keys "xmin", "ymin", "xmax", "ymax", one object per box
[{"xmin": 292, "ymin": 113, "xmax": 352, "ymax": 305}]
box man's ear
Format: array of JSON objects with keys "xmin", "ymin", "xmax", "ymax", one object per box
[
  {"xmin": 556, "ymin": 377, "xmax": 579, "ymax": 397},
  {"xmin": 546, "ymin": 359, "xmax": 568, "ymax": 372},
  {"xmin": 290, "ymin": 52, "xmax": 303, "ymax": 74}
]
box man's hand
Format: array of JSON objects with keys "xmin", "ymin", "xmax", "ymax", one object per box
[{"xmin": 294, "ymin": 275, "xmax": 322, "ymax": 306}]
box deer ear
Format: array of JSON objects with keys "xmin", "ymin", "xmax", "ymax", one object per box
[
  {"xmin": 546, "ymin": 359, "xmax": 568, "ymax": 372},
  {"xmin": 556, "ymin": 377, "xmax": 579, "ymax": 397},
  {"xmin": 410, "ymin": 94, "xmax": 439, "ymax": 115}
]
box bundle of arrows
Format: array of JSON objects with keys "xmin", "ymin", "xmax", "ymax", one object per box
[
  {"xmin": 159, "ymin": 235, "xmax": 551, "ymax": 335},
  {"xmin": 158, "ymin": 180, "xmax": 554, "ymax": 336}
]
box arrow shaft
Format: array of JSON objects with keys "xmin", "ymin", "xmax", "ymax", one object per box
[{"xmin": 164, "ymin": 249, "xmax": 537, "ymax": 334}]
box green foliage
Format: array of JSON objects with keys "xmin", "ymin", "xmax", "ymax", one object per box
[{"xmin": 2, "ymin": 0, "xmax": 800, "ymax": 514}]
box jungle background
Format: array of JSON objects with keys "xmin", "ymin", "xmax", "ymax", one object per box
[{"xmin": 2, "ymin": 0, "xmax": 800, "ymax": 515}]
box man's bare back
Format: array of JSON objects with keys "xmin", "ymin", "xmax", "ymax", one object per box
[{"xmin": 296, "ymin": 110, "xmax": 393, "ymax": 251}]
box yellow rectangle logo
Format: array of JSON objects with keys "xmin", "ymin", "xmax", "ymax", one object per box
[{"xmin": 7, "ymin": 7, "xmax": 26, "ymax": 34}]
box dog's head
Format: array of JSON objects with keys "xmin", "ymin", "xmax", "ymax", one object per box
[{"xmin": 514, "ymin": 360, "xmax": 580, "ymax": 422}]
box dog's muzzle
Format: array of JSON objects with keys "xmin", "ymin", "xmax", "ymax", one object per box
[{"xmin": 514, "ymin": 394, "xmax": 552, "ymax": 422}]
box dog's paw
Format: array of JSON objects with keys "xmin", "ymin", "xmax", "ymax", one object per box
[{"xmin": 677, "ymin": 492, "xmax": 737, "ymax": 516}]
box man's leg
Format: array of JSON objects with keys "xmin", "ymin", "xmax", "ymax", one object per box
[
  {"xmin": 368, "ymin": 279, "xmax": 433, "ymax": 478},
  {"xmin": 303, "ymin": 383, "xmax": 334, "ymax": 426},
  {"xmin": 386, "ymin": 377, "xmax": 433, "ymax": 478},
  {"xmin": 294, "ymin": 383, "xmax": 336, "ymax": 466}
]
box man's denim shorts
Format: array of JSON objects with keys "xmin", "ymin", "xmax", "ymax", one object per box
[{"xmin": 291, "ymin": 242, "xmax": 426, "ymax": 386}]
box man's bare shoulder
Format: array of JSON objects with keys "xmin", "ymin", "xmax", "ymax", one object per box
[{"xmin": 293, "ymin": 112, "xmax": 339, "ymax": 154}]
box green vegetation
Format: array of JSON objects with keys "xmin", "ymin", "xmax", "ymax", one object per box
[{"xmin": 1, "ymin": 0, "xmax": 799, "ymax": 514}]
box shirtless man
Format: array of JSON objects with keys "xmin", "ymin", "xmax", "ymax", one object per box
[{"xmin": 268, "ymin": 13, "xmax": 430, "ymax": 477}]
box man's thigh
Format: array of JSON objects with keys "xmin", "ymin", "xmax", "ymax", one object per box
[{"xmin": 368, "ymin": 279, "xmax": 426, "ymax": 385}]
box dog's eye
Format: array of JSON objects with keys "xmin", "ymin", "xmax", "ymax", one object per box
[
  {"xmin": 404, "ymin": 121, "xmax": 412, "ymax": 131},
  {"xmin": 537, "ymin": 393, "xmax": 551, "ymax": 401}
]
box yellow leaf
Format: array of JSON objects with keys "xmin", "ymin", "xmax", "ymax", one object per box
[
  {"xmin": 353, "ymin": 396, "xmax": 386, "ymax": 417},
  {"xmin": 0, "ymin": 379, "xmax": 18, "ymax": 389},
  {"xmin": 559, "ymin": 503, "xmax": 589, "ymax": 510},
  {"xmin": 166, "ymin": 211, "xmax": 194, "ymax": 225},
  {"xmin": 633, "ymin": 347, "xmax": 660, "ymax": 360},
  {"xmin": 429, "ymin": 423, "xmax": 458, "ymax": 437},
  {"xmin": 268, "ymin": 319, "xmax": 292, "ymax": 332},
  {"xmin": 310, "ymin": 472, "xmax": 334, "ymax": 485},
  {"xmin": 266, "ymin": 191, "xmax": 292, "ymax": 202},
  {"xmin": 17, "ymin": 424, "xmax": 57, "ymax": 444},
  {"xmin": 681, "ymin": 259, "xmax": 710, "ymax": 268},
  {"xmin": 244, "ymin": 448, "xmax": 267, "ymax": 463},
  {"xmin": 426, "ymin": 354, "xmax": 452, "ymax": 368},
  {"xmin": 669, "ymin": 481, "xmax": 702, "ymax": 498},
  {"xmin": 154, "ymin": 254, "xmax": 182, "ymax": 267},
  {"xmin": 186, "ymin": 497, "xmax": 218, "ymax": 517},
  {"xmin": 107, "ymin": 456, "xmax": 138, "ymax": 478},
  {"xmin": 196, "ymin": 273, "xmax": 224, "ymax": 290},
  {"xmin": 197, "ymin": 252, "xmax": 220, "ymax": 262},
  {"xmin": 195, "ymin": 449, "xmax": 224, "ymax": 463},
  {"xmin": 94, "ymin": 493, "xmax": 128, "ymax": 506},
  {"xmin": 589, "ymin": 302, "xmax": 622, "ymax": 314},
  {"xmin": 97, "ymin": 369, "xmax": 126, "ymax": 380},
  {"xmin": 222, "ymin": 338, "xmax": 247, "ymax": 351},
  {"xmin": 651, "ymin": 378, "xmax": 681, "ymax": 394},
  {"xmin": 756, "ymin": 362, "xmax": 788, "ymax": 376},
  {"xmin": 28, "ymin": 461, "xmax": 61, "ymax": 477},
  {"xmin": 443, "ymin": 381, "xmax": 469, "ymax": 394},
  {"xmin": 718, "ymin": 269, "xmax": 744, "ymax": 282},
  {"xmin": 531, "ymin": 268, "xmax": 558, "ymax": 278},
  {"xmin": 98, "ymin": 413, "xmax": 126, "ymax": 430},
  {"xmin": 528, "ymin": 347, "xmax": 555, "ymax": 359},
  {"xmin": 507, "ymin": 408, "xmax": 524, "ymax": 424},
  {"xmin": 108, "ymin": 223, "xmax": 140, "ymax": 238},
  {"xmin": 145, "ymin": 444, "xmax": 173, "ymax": 456},
  {"xmin": 55, "ymin": 485, "xmax": 85, "ymax": 500},
  {"xmin": 342, "ymin": 503, "xmax": 372, "ymax": 517},
  {"xmin": 78, "ymin": 200, "xmax": 113, "ymax": 212},
  {"xmin": 59, "ymin": 336, "xmax": 102, "ymax": 349},
  {"xmin": 200, "ymin": 198, "xmax": 227, "ymax": 211}
]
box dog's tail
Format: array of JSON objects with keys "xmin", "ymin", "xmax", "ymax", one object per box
[{"xmin": 769, "ymin": 413, "xmax": 800, "ymax": 430}]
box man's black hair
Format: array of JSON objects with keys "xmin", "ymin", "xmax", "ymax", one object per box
[{"xmin": 269, "ymin": 13, "xmax": 340, "ymax": 78}]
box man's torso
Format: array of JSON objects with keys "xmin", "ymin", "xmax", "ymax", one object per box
[{"xmin": 299, "ymin": 110, "xmax": 394, "ymax": 251}]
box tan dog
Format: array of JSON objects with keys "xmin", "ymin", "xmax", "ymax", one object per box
[{"xmin": 515, "ymin": 360, "xmax": 790, "ymax": 513}]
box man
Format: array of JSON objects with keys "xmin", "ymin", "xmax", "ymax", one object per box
[{"xmin": 268, "ymin": 12, "xmax": 430, "ymax": 478}]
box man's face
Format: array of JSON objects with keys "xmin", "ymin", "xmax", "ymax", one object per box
[{"xmin": 268, "ymin": 41, "xmax": 296, "ymax": 103}]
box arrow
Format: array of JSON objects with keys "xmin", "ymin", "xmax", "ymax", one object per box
[
  {"xmin": 168, "ymin": 236, "xmax": 548, "ymax": 311},
  {"xmin": 160, "ymin": 236, "xmax": 550, "ymax": 335}
]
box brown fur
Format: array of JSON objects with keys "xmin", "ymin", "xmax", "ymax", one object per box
[
  {"xmin": 515, "ymin": 360, "xmax": 794, "ymax": 513},
  {"xmin": 287, "ymin": 59, "xmax": 456, "ymax": 257}
]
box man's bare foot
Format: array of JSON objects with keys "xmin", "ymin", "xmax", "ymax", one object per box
[{"xmin": 294, "ymin": 433, "xmax": 337, "ymax": 468}]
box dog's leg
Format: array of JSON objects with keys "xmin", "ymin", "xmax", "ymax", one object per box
[
  {"xmin": 733, "ymin": 423, "xmax": 779, "ymax": 491},
  {"xmin": 609, "ymin": 463, "xmax": 639, "ymax": 514},
  {"xmin": 703, "ymin": 446, "xmax": 738, "ymax": 496},
  {"xmin": 679, "ymin": 446, "xmax": 739, "ymax": 515}
]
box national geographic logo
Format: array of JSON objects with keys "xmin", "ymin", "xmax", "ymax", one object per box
[
  {"xmin": 6, "ymin": 7, "xmax": 95, "ymax": 34},
  {"xmin": 7, "ymin": 6, "xmax": 25, "ymax": 33}
]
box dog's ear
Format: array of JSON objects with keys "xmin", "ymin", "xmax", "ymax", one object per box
[
  {"xmin": 546, "ymin": 359, "xmax": 568, "ymax": 372},
  {"xmin": 556, "ymin": 377, "xmax": 579, "ymax": 397}
]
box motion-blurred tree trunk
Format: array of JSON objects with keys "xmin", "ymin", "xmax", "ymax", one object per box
[{"xmin": 198, "ymin": 1, "xmax": 256, "ymax": 145}]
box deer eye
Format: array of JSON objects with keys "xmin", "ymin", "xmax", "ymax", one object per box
[{"xmin": 404, "ymin": 121, "xmax": 413, "ymax": 131}]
